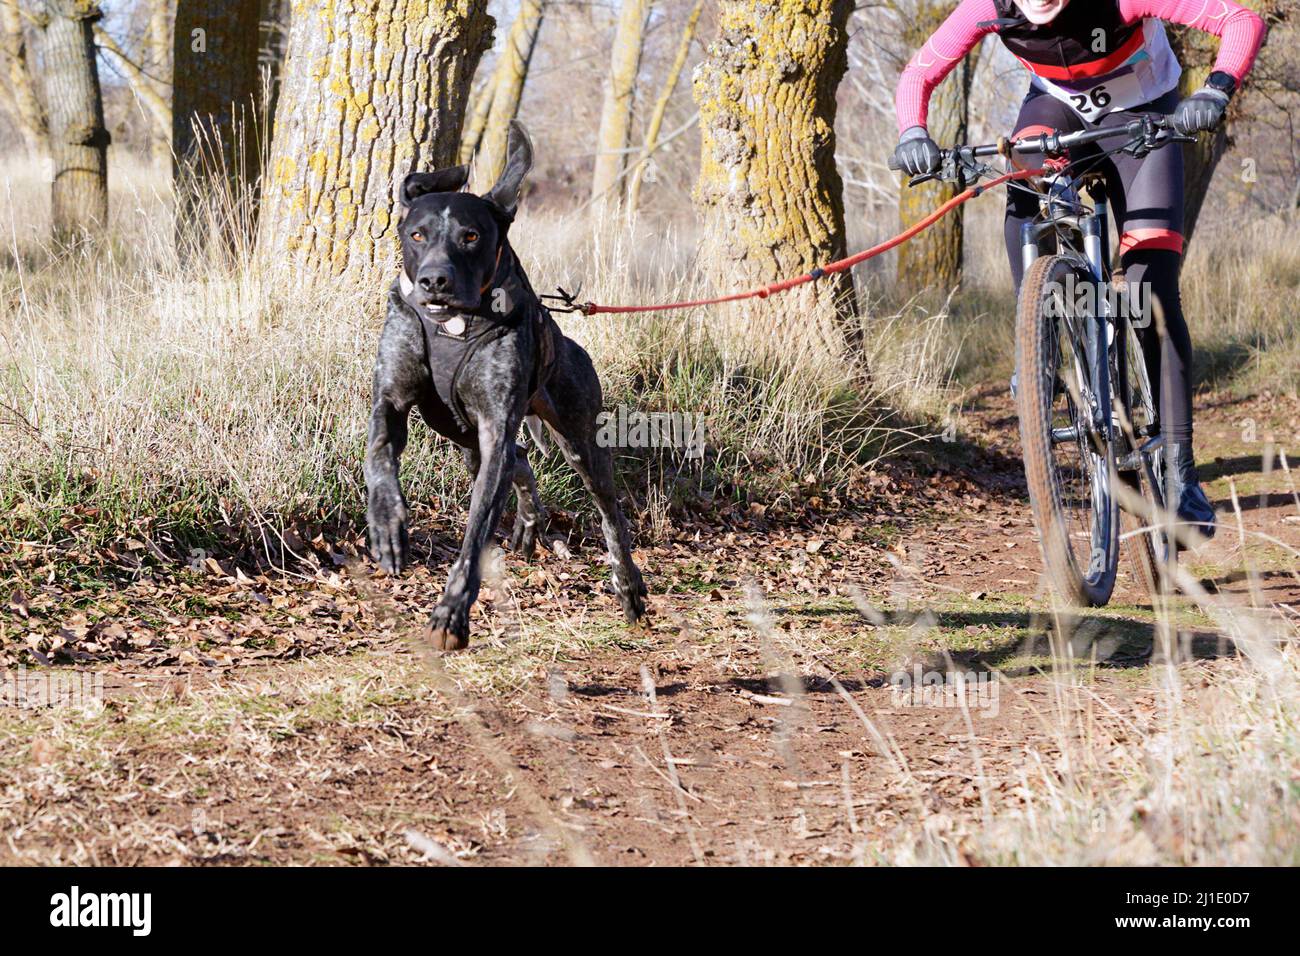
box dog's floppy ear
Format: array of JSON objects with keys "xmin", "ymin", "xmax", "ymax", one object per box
[
  {"xmin": 484, "ymin": 120, "xmax": 533, "ymax": 219},
  {"xmin": 399, "ymin": 165, "xmax": 470, "ymax": 207}
]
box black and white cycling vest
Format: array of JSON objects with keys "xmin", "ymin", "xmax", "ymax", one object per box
[{"xmin": 990, "ymin": 0, "xmax": 1182, "ymax": 121}]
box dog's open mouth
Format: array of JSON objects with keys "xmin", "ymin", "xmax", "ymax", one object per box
[{"xmin": 398, "ymin": 273, "xmax": 474, "ymax": 334}]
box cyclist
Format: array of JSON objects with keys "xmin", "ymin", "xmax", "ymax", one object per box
[{"xmin": 892, "ymin": 0, "xmax": 1268, "ymax": 539}]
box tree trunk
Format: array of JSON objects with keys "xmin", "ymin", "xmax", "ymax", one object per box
[
  {"xmin": 895, "ymin": 2, "xmax": 978, "ymax": 297},
  {"xmin": 146, "ymin": 0, "xmax": 172, "ymax": 168},
  {"xmin": 258, "ymin": 0, "xmax": 494, "ymax": 276},
  {"xmin": 39, "ymin": 0, "xmax": 109, "ymax": 242},
  {"xmin": 693, "ymin": 0, "xmax": 855, "ymax": 328},
  {"xmin": 1168, "ymin": 29, "xmax": 1226, "ymax": 246},
  {"xmin": 258, "ymin": 0, "xmax": 291, "ymax": 140},
  {"xmin": 474, "ymin": 0, "xmax": 544, "ymax": 185},
  {"xmin": 590, "ymin": 0, "xmax": 653, "ymax": 206},
  {"xmin": 458, "ymin": 69, "xmax": 495, "ymax": 163},
  {"xmin": 2, "ymin": 0, "xmax": 48, "ymax": 154},
  {"xmin": 626, "ymin": 0, "xmax": 701, "ymax": 218},
  {"xmin": 172, "ymin": 0, "xmax": 262, "ymax": 254}
]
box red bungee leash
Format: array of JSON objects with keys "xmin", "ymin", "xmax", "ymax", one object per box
[{"xmin": 543, "ymin": 167, "xmax": 1043, "ymax": 316}]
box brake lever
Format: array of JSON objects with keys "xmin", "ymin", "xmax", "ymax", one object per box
[
  {"xmin": 1123, "ymin": 130, "xmax": 1196, "ymax": 158},
  {"xmin": 909, "ymin": 155, "xmax": 990, "ymax": 189}
]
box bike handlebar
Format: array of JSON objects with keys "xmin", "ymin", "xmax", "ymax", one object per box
[{"xmin": 888, "ymin": 116, "xmax": 1186, "ymax": 176}]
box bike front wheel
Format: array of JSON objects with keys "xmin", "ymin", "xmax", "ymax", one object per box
[{"xmin": 1015, "ymin": 255, "xmax": 1119, "ymax": 607}]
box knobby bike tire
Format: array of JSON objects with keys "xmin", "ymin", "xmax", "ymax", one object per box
[{"xmin": 1015, "ymin": 255, "xmax": 1119, "ymax": 607}]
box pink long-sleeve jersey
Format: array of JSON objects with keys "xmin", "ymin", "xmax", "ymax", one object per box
[{"xmin": 895, "ymin": 0, "xmax": 1268, "ymax": 132}]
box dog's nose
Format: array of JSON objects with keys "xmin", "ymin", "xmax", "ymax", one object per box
[{"xmin": 417, "ymin": 272, "xmax": 452, "ymax": 294}]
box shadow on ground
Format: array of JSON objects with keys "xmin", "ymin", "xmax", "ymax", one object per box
[{"xmin": 785, "ymin": 602, "xmax": 1233, "ymax": 681}]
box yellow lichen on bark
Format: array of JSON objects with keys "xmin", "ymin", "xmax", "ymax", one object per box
[
  {"xmin": 458, "ymin": 74, "xmax": 496, "ymax": 164},
  {"xmin": 258, "ymin": 0, "xmax": 494, "ymax": 277},
  {"xmin": 693, "ymin": 0, "xmax": 855, "ymax": 335}
]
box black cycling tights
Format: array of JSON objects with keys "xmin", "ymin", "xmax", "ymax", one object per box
[{"xmin": 1005, "ymin": 89, "xmax": 1195, "ymax": 444}]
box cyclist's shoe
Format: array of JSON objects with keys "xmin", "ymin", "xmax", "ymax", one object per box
[{"xmin": 1170, "ymin": 441, "xmax": 1216, "ymax": 540}]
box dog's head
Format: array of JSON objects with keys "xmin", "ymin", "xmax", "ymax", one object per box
[{"xmin": 395, "ymin": 121, "xmax": 534, "ymax": 322}]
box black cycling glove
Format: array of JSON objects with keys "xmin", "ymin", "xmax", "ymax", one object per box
[
  {"xmin": 893, "ymin": 125, "xmax": 941, "ymax": 177},
  {"xmin": 1172, "ymin": 86, "xmax": 1231, "ymax": 136}
]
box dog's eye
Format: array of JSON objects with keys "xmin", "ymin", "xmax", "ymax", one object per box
[
  {"xmin": 462, "ymin": 231, "xmax": 479, "ymax": 245},
  {"xmin": 410, "ymin": 229, "xmax": 425, "ymax": 243}
]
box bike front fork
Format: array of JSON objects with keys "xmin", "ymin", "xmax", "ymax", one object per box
[{"xmin": 1020, "ymin": 208, "xmax": 1112, "ymax": 442}]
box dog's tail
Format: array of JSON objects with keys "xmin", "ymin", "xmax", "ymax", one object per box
[{"xmin": 524, "ymin": 415, "xmax": 551, "ymax": 456}]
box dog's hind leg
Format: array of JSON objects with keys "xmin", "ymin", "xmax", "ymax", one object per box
[
  {"xmin": 550, "ymin": 427, "xmax": 645, "ymax": 622},
  {"xmin": 509, "ymin": 448, "xmax": 545, "ymax": 559},
  {"xmin": 535, "ymin": 350, "xmax": 646, "ymax": 622},
  {"xmin": 427, "ymin": 420, "xmax": 520, "ymax": 651},
  {"xmin": 465, "ymin": 441, "xmax": 542, "ymax": 558},
  {"xmin": 461, "ymin": 445, "xmax": 481, "ymax": 480}
]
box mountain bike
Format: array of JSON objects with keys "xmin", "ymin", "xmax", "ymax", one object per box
[{"xmin": 891, "ymin": 116, "xmax": 1194, "ymax": 606}]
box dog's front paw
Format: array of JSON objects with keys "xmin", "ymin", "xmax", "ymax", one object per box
[
  {"xmin": 613, "ymin": 569, "xmax": 648, "ymax": 624},
  {"xmin": 367, "ymin": 487, "xmax": 409, "ymax": 574},
  {"xmin": 621, "ymin": 588, "xmax": 647, "ymax": 624},
  {"xmin": 426, "ymin": 603, "xmax": 470, "ymax": 652}
]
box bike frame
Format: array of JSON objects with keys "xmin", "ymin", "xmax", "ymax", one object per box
[
  {"xmin": 1019, "ymin": 169, "xmax": 1168, "ymax": 492},
  {"xmin": 989, "ymin": 116, "xmax": 1185, "ymax": 472}
]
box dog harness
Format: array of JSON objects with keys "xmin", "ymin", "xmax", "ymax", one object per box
[
  {"xmin": 895, "ymin": 0, "xmax": 1266, "ymax": 129},
  {"xmin": 401, "ymin": 245, "xmax": 558, "ymax": 445}
]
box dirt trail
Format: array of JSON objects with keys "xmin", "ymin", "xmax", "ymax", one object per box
[{"xmin": 2, "ymin": 389, "xmax": 1297, "ymax": 865}]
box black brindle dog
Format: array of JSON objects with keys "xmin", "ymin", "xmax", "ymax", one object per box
[{"xmin": 365, "ymin": 121, "xmax": 646, "ymax": 650}]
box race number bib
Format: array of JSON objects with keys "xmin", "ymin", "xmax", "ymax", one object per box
[
  {"xmin": 1038, "ymin": 70, "xmax": 1147, "ymax": 122},
  {"xmin": 1028, "ymin": 19, "xmax": 1182, "ymax": 123}
]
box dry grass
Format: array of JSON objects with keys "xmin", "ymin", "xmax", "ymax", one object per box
[
  {"xmin": 909, "ymin": 190, "xmax": 1300, "ymax": 399},
  {"xmin": 1182, "ymin": 214, "xmax": 1300, "ymax": 394},
  {"xmin": 902, "ymin": 649, "xmax": 1300, "ymax": 865},
  {"xmin": 0, "ymin": 154, "xmax": 956, "ymax": 554}
]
